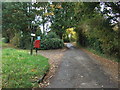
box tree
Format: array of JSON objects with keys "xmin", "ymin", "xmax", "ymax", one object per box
[
  {"xmin": 50, "ymin": 2, "xmax": 75, "ymax": 39},
  {"xmin": 2, "ymin": 2, "xmax": 35, "ymax": 40},
  {"xmin": 2, "ymin": 2, "xmax": 35, "ymax": 48},
  {"xmin": 32, "ymin": 2, "xmax": 51, "ymax": 34}
]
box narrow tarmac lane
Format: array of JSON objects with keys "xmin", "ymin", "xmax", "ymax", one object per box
[{"xmin": 47, "ymin": 44, "xmax": 118, "ymax": 88}]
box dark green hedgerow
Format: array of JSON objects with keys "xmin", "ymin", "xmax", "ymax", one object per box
[{"xmin": 40, "ymin": 38, "xmax": 64, "ymax": 50}]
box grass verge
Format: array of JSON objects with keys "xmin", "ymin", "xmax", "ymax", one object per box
[
  {"xmin": 86, "ymin": 47, "xmax": 119, "ymax": 62},
  {"xmin": 74, "ymin": 42, "xmax": 119, "ymax": 62},
  {"xmin": 2, "ymin": 48, "xmax": 49, "ymax": 88}
]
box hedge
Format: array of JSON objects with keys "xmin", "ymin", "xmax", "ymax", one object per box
[{"xmin": 40, "ymin": 38, "xmax": 64, "ymax": 50}]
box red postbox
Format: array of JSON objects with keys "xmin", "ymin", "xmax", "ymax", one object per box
[{"xmin": 34, "ymin": 40, "xmax": 40, "ymax": 48}]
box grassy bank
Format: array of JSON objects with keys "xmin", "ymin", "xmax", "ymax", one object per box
[
  {"xmin": 85, "ymin": 47, "xmax": 119, "ymax": 62},
  {"xmin": 74, "ymin": 42, "xmax": 119, "ymax": 62},
  {"xmin": 2, "ymin": 48, "xmax": 49, "ymax": 88}
]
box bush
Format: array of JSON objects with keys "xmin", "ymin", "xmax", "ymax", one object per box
[
  {"xmin": 46, "ymin": 32, "xmax": 60, "ymax": 39},
  {"xmin": 38, "ymin": 32, "xmax": 64, "ymax": 50},
  {"xmin": 11, "ymin": 33, "xmax": 31, "ymax": 49},
  {"xmin": 19, "ymin": 35, "xmax": 31, "ymax": 49},
  {"xmin": 11, "ymin": 33, "xmax": 21, "ymax": 47},
  {"xmin": 40, "ymin": 38, "xmax": 64, "ymax": 50}
]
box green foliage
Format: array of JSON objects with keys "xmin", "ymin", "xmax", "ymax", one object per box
[
  {"xmin": 2, "ymin": 2, "xmax": 119, "ymax": 61},
  {"xmin": 76, "ymin": 12, "xmax": 119, "ymax": 60},
  {"xmin": 50, "ymin": 2, "xmax": 75, "ymax": 39},
  {"xmin": 102, "ymin": 2, "xmax": 120, "ymax": 23},
  {"xmin": 19, "ymin": 34, "xmax": 31, "ymax": 49},
  {"xmin": 39, "ymin": 32, "xmax": 64, "ymax": 50},
  {"xmin": 35, "ymin": 28, "xmax": 43, "ymax": 36},
  {"xmin": 10, "ymin": 33, "xmax": 31, "ymax": 49},
  {"xmin": 2, "ymin": 48, "xmax": 49, "ymax": 88},
  {"xmin": 40, "ymin": 38, "xmax": 64, "ymax": 50},
  {"xmin": 2, "ymin": 2, "xmax": 34, "ymax": 38},
  {"xmin": 86, "ymin": 38, "xmax": 103, "ymax": 53},
  {"xmin": 11, "ymin": 33, "xmax": 21, "ymax": 47},
  {"xmin": 2, "ymin": 2, "xmax": 35, "ymax": 47},
  {"xmin": 47, "ymin": 32, "xmax": 60, "ymax": 39},
  {"xmin": 33, "ymin": 2, "xmax": 50, "ymax": 33}
]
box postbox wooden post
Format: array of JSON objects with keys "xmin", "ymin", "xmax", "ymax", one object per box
[{"xmin": 30, "ymin": 33, "xmax": 35, "ymax": 55}]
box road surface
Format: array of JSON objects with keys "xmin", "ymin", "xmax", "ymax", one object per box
[{"xmin": 47, "ymin": 43, "xmax": 118, "ymax": 88}]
